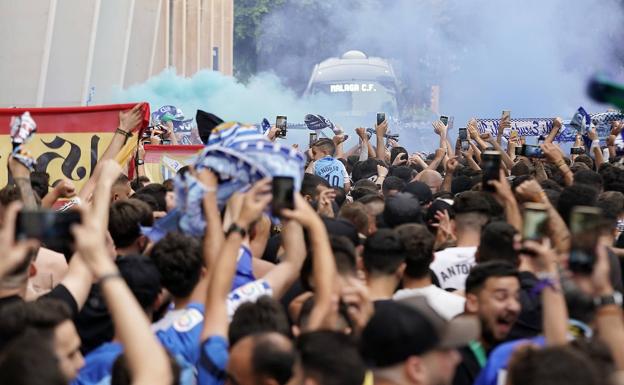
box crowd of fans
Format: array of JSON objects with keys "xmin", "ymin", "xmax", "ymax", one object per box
[{"xmin": 1, "ymin": 104, "xmax": 624, "ymax": 385}]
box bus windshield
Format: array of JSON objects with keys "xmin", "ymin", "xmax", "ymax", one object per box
[{"xmin": 309, "ymin": 81, "xmax": 398, "ymax": 117}]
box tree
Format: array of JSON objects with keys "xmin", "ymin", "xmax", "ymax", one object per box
[{"xmin": 234, "ymin": 0, "xmax": 285, "ymax": 82}]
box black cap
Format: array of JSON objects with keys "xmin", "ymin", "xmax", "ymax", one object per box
[
  {"xmin": 383, "ymin": 193, "xmax": 422, "ymax": 228},
  {"xmin": 425, "ymin": 198, "xmax": 455, "ymax": 226},
  {"xmin": 404, "ymin": 181, "xmax": 433, "ymax": 205},
  {"xmin": 196, "ymin": 110, "xmax": 224, "ymax": 144},
  {"xmin": 360, "ymin": 298, "xmax": 479, "ymax": 368}
]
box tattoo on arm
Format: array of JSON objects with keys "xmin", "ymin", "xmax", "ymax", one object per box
[{"xmin": 14, "ymin": 177, "xmax": 37, "ymax": 209}]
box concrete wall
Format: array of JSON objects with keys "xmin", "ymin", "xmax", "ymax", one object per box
[{"xmin": 0, "ymin": 0, "xmax": 234, "ymax": 107}]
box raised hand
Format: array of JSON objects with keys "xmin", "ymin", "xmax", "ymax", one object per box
[
  {"xmin": 281, "ymin": 193, "xmax": 322, "ymax": 229},
  {"xmin": 71, "ymin": 207, "xmax": 116, "ymax": 278},
  {"xmin": 376, "ymin": 164, "xmax": 389, "ymax": 178},
  {"xmin": 515, "ymin": 179, "xmax": 545, "ymax": 203},
  {"xmin": 445, "ymin": 156, "xmax": 459, "ymax": 174},
  {"xmin": 375, "ymin": 119, "xmax": 388, "ymax": 138},
  {"xmin": 236, "ymin": 179, "xmax": 272, "ymax": 228},
  {"xmin": 432, "ymin": 120, "xmax": 447, "ymax": 137},
  {"xmin": 0, "ymin": 202, "xmax": 39, "ymax": 278},
  {"xmin": 54, "ymin": 179, "xmax": 77, "ymax": 198},
  {"xmin": 392, "ymin": 152, "xmax": 408, "ymax": 166},
  {"xmin": 118, "ymin": 104, "xmax": 144, "ymax": 134},
  {"xmin": 316, "ymin": 189, "xmax": 336, "ymax": 218},
  {"xmin": 355, "ymin": 127, "xmax": 368, "ymax": 140},
  {"xmin": 333, "ymin": 134, "xmax": 348, "ymax": 146},
  {"xmin": 540, "ymin": 142, "xmax": 564, "ymax": 164},
  {"xmin": 467, "ymin": 118, "xmax": 479, "ymax": 139}
]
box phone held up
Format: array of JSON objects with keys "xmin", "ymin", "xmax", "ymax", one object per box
[
  {"xmin": 16, "ymin": 209, "xmax": 82, "ymax": 260},
  {"xmin": 272, "ymin": 177, "xmax": 295, "ymax": 217},
  {"xmin": 309, "ymin": 132, "xmax": 318, "ymax": 147},
  {"xmin": 568, "ymin": 206, "xmax": 604, "ymax": 275},
  {"xmin": 458, "ymin": 127, "xmax": 469, "ymax": 151},
  {"xmin": 440, "ymin": 115, "xmax": 449, "ymax": 126},
  {"xmin": 376, "ymin": 112, "xmax": 386, "ymax": 126},
  {"xmin": 481, "ymin": 150, "xmax": 501, "ymax": 192},
  {"xmin": 515, "ymin": 144, "xmax": 544, "ymax": 158},
  {"xmin": 522, "ymin": 203, "xmax": 549, "ymax": 241},
  {"xmin": 276, "ymin": 115, "xmax": 287, "ymax": 138}
]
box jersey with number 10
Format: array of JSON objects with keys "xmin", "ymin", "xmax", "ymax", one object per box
[{"xmin": 314, "ymin": 156, "xmax": 346, "ymax": 188}]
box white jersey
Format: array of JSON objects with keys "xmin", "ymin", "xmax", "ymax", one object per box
[
  {"xmin": 393, "ymin": 285, "xmax": 466, "ymax": 320},
  {"xmin": 430, "ymin": 246, "xmax": 477, "ymax": 291}
]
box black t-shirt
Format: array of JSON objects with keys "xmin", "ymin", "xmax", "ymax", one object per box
[
  {"xmin": 74, "ymin": 283, "xmax": 112, "ymax": 355},
  {"xmin": 0, "ymin": 284, "xmax": 78, "ymax": 316},
  {"xmin": 507, "ymin": 271, "xmax": 541, "ymax": 341},
  {"xmin": 0, "ymin": 285, "xmax": 78, "ymax": 349},
  {"xmin": 452, "ymin": 346, "xmax": 482, "ymax": 385}
]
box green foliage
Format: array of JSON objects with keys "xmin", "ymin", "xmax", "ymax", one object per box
[{"xmin": 233, "ymin": 0, "xmax": 285, "ymax": 81}]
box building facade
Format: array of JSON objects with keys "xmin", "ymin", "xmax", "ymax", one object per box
[{"xmin": 0, "ymin": 0, "xmax": 233, "ymax": 107}]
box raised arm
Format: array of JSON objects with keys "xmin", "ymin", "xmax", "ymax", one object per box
[
  {"xmin": 588, "ymin": 128, "xmax": 604, "ymax": 169},
  {"xmin": 488, "ymin": 169, "xmax": 522, "ymax": 233},
  {"xmin": 73, "ymin": 210, "xmax": 172, "ymax": 385},
  {"xmin": 440, "ymin": 157, "xmax": 459, "ymax": 193},
  {"xmin": 0, "ymin": 202, "xmax": 39, "ymax": 279},
  {"xmin": 583, "ymin": 245, "xmax": 624, "ymax": 371},
  {"xmin": 262, "ymin": 219, "xmax": 307, "ymax": 299},
  {"xmin": 355, "ymin": 128, "xmax": 370, "ymax": 162},
  {"xmin": 197, "ymin": 169, "xmax": 222, "ymax": 284},
  {"xmin": 541, "ymin": 143, "xmax": 573, "ymax": 186},
  {"xmin": 468, "ymin": 119, "xmax": 489, "ymax": 151},
  {"xmin": 8, "ymin": 156, "xmax": 37, "ymax": 209},
  {"xmin": 521, "ymin": 240, "xmax": 568, "ymax": 346},
  {"xmin": 58, "ymin": 160, "xmax": 122, "ymax": 311},
  {"xmin": 79, "ymin": 104, "xmax": 144, "ymax": 201},
  {"xmin": 544, "ymin": 118, "xmax": 563, "ymax": 144},
  {"xmin": 426, "ymin": 148, "xmax": 446, "ymax": 172},
  {"xmin": 201, "ymin": 180, "xmax": 272, "ymax": 341},
  {"xmin": 41, "ymin": 179, "xmax": 76, "ymax": 209},
  {"xmin": 333, "ymin": 134, "xmax": 347, "ymax": 160},
  {"xmin": 516, "ymin": 179, "xmax": 571, "ymax": 254},
  {"xmin": 375, "ymin": 120, "xmax": 388, "ymax": 162},
  {"xmin": 282, "ymin": 193, "xmax": 336, "ymax": 331}
]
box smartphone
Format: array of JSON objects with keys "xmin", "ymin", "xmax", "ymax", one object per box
[
  {"xmin": 461, "ymin": 140, "xmax": 470, "ymax": 151},
  {"xmin": 570, "ymin": 147, "xmax": 585, "ymax": 155},
  {"xmin": 568, "ymin": 206, "xmax": 603, "ymax": 274},
  {"xmin": 502, "ymin": 110, "xmax": 511, "ymax": 121},
  {"xmin": 522, "ymin": 203, "xmax": 549, "ymax": 241},
  {"xmin": 458, "ymin": 127, "xmax": 468, "ymax": 141},
  {"xmin": 440, "ymin": 115, "xmax": 449, "ymax": 126},
  {"xmin": 16, "ymin": 209, "xmax": 81, "ymax": 257},
  {"xmin": 521, "ymin": 144, "xmax": 544, "ymax": 158},
  {"xmin": 276, "ymin": 115, "xmax": 287, "ymax": 138},
  {"xmin": 309, "ymin": 132, "xmax": 318, "ymax": 147},
  {"xmin": 271, "ymin": 176, "xmax": 295, "ymax": 216},
  {"xmin": 376, "ymin": 112, "xmax": 386, "ymax": 126},
  {"xmin": 515, "ymin": 146, "xmax": 523, "ymax": 156},
  {"xmin": 482, "ymin": 150, "xmax": 501, "ymax": 192}
]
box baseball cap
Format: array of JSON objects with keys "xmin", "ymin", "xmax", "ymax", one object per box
[
  {"xmin": 403, "ymin": 181, "xmax": 433, "ymax": 205},
  {"xmin": 383, "ymin": 193, "xmax": 422, "ymax": 227},
  {"xmin": 360, "ymin": 297, "xmax": 479, "ymax": 367}
]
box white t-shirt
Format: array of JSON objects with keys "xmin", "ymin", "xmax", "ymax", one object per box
[
  {"xmin": 430, "ymin": 246, "xmax": 477, "ymax": 291},
  {"xmin": 393, "ymin": 285, "xmax": 465, "ymax": 320}
]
